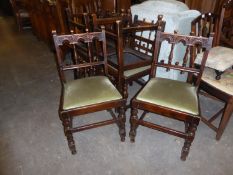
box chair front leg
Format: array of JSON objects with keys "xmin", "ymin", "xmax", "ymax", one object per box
[
  {"xmin": 129, "ymin": 107, "xmax": 139, "ymax": 142},
  {"xmin": 118, "ymin": 106, "xmax": 126, "ymax": 142},
  {"xmin": 61, "ymin": 113, "xmax": 76, "ymax": 154},
  {"xmin": 181, "ymin": 119, "xmax": 199, "ymax": 161}
]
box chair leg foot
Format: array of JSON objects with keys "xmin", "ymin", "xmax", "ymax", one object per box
[
  {"xmin": 67, "ymin": 134, "xmax": 77, "ymax": 155},
  {"xmin": 118, "ymin": 106, "xmax": 126, "ymax": 142},
  {"xmin": 129, "ymin": 107, "xmax": 138, "ymax": 143},
  {"xmin": 181, "ymin": 139, "xmax": 191, "ymax": 161},
  {"xmin": 62, "ymin": 114, "xmax": 77, "ymax": 154},
  {"xmin": 181, "ymin": 122, "xmax": 197, "ymax": 161}
]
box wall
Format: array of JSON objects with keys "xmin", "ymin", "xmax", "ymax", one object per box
[{"xmin": 185, "ymin": 0, "xmax": 218, "ymax": 13}]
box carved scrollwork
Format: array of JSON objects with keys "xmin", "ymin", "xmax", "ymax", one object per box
[
  {"xmin": 53, "ymin": 31, "xmax": 105, "ymax": 46},
  {"xmin": 158, "ymin": 31, "xmax": 213, "ymax": 49}
]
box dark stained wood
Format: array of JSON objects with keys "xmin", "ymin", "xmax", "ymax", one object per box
[
  {"xmin": 53, "ymin": 28, "xmax": 126, "ymax": 154},
  {"xmin": 129, "ymin": 31, "xmax": 213, "ymax": 161}
]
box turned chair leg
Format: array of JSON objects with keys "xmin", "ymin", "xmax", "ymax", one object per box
[
  {"xmin": 118, "ymin": 106, "xmax": 126, "ymax": 142},
  {"xmin": 61, "ymin": 113, "xmax": 76, "ymax": 154},
  {"xmin": 181, "ymin": 121, "xmax": 198, "ymax": 161},
  {"xmin": 129, "ymin": 107, "xmax": 138, "ymax": 142}
]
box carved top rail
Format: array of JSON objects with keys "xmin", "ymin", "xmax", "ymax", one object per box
[
  {"xmin": 53, "ymin": 28, "xmax": 108, "ymax": 82},
  {"xmin": 53, "ymin": 30, "xmax": 106, "ymax": 45}
]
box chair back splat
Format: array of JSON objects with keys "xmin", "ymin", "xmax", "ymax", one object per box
[
  {"xmin": 151, "ymin": 31, "xmax": 213, "ymax": 86},
  {"xmin": 130, "ymin": 31, "xmax": 213, "ymax": 161},
  {"xmin": 53, "ymin": 27, "xmax": 108, "ymax": 81},
  {"xmin": 52, "ymin": 28, "xmax": 126, "ymax": 154}
]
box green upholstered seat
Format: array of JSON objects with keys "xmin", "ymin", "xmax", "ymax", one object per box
[
  {"xmin": 63, "ymin": 76, "xmax": 122, "ymax": 110},
  {"xmin": 124, "ymin": 65, "xmax": 151, "ymax": 78},
  {"xmin": 136, "ymin": 78, "xmax": 199, "ymax": 115}
]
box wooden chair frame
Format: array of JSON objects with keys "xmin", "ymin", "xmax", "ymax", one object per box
[
  {"xmin": 129, "ymin": 31, "xmax": 213, "ymax": 160},
  {"xmin": 53, "ymin": 28, "xmax": 126, "ymax": 154}
]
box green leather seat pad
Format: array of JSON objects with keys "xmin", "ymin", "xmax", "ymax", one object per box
[
  {"xmin": 136, "ymin": 78, "xmax": 199, "ymax": 115},
  {"xmin": 63, "ymin": 76, "xmax": 122, "ymax": 110},
  {"xmin": 124, "ymin": 65, "xmax": 151, "ymax": 78}
]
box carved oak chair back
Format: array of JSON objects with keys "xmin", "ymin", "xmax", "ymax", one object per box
[
  {"xmin": 129, "ymin": 31, "xmax": 213, "ymax": 161},
  {"xmin": 52, "ymin": 28, "xmax": 126, "ymax": 154}
]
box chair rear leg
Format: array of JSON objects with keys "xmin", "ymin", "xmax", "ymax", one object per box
[
  {"xmin": 129, "ymin": 107, "xmax": 138, "ymax": 142},
  {"xmin": 216, "ymin": 100, "xmax": 233, "ymax": 140},
  {"xmin": 118, "ymin": 106, "xmax": 126, "ymax": 142},
  {"xmin": 181, "ymin": 120, "xmax": 199, "ymax": 161},
  {"xmin": 61, "ymin": 114, "xmax": 76, "ymax": 154}
]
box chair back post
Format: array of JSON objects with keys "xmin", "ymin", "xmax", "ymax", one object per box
[
  {"xmin": 115, "ymin": 20, "xmax": 124, "ymax": 92},
  {"xmin": 150, "ymin": 28, "xmax": 162, "ymax": 79},
  {"xmin": 195, "ymin": 33, "xmax": 214, "ymax": 87},
  {"xmin": 52, "ymin": 30, "xmax": 67, "ymax": 84},
  {"xmin": 99, "ymin": 26, "xmax": 108, "ymax": 76}
]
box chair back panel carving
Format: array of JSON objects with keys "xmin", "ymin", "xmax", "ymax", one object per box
[
  {"xmin": 53, "ymin": 29, "xmax": 108, "ymax": 83},
  {"xmin": 151, "ymin": 31, "xmax": 213, "ymax": 86}
]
